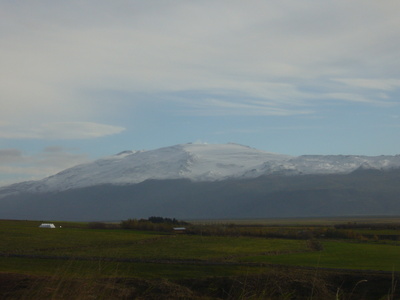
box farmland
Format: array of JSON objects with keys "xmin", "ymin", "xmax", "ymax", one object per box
[{"xmin": 1, "ymin": 218, "xmax": 400, "ymax": 299}]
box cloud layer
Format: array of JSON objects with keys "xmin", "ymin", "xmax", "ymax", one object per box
[
  {"xmin": 0, "ymin": 147, "xmax": 89, "ymax": 186},
  {"xmin": 1, "ymin": 1, "xmax": 399, "ymax": 129},
  {"xmin": 0, "ymin": 122, "xmax": 125, "ymax": 140}
]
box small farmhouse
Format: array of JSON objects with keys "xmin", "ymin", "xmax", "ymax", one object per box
[
  {"xmin": 39, "ymin": 223, "xmax": 56, "ymax": 228},
  {"xmin": 173, "ymin": 227, "xmax": 186, "ymax": 233}
]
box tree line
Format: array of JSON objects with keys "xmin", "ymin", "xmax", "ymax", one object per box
[{"xmin": 120, "ymin": 216, "xmax": 188, "ymax": 232}]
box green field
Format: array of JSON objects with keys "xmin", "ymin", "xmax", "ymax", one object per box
[{"xmin": 1, "ymin": 218, "xmax": 400, "ymax": 299}]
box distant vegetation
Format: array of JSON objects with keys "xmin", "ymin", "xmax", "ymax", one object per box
[
  {"xmin": 120, "ymin": 216, "xmax": 189, "ymax": 231},
  {"xmin": 114, "ymin": 216, "xmax": 400, "ymax": 242}
]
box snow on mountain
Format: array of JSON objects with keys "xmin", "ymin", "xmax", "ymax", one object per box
[
  {"xmin": 5, "ymin": 143, "xmax": 290, "ymax": 193},
  {"xmin": 288, "ymin": 155, "xmax": 400, "ymax": 174},
  {"xmin": 1, "ymin": 143, "xmax": 400, "ymax": 195},
  {"xmin": 244, "ymin": 154, "xmax": 400, "ymax": 177}
]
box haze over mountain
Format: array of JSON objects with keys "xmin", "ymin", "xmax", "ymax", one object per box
[{"xmin": 1, "ymin": 143, "xmax": 400, "ymax": 221}]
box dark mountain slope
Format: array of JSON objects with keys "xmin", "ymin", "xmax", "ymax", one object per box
[{"xmin": 1, "ymin": 169, "xmax": 400, "ymax": 221}]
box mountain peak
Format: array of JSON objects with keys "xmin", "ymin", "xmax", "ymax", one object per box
[{"xmin": 116, "ymin": 150, "xmax": 134, "ymax": 156}]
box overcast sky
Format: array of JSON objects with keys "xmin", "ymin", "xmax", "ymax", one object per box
[{"xmin": 1, "ymin": 1, "xmax": 400, "ymax": 186}]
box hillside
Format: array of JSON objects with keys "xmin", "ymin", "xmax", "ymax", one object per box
[{"xmin": 1, "ymin": 169, "xmax": 400, "ymax": 221}]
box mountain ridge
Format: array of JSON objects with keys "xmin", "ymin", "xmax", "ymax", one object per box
[
  {"xmin": 1, "ymin": 143, "xmax": 400, "ymax": 221},
  {"xmin": 1, "ymin": 143, "xmax": 400, "ymax": 196}
]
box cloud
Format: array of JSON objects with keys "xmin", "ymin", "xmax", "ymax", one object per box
[
  {"xmin": 322, "ymin": 93, "xmax": 393, "ymax": 105},
  {"xmin": 333, "ymin": 78, "xmax": 400, "ymax": 91},
  {"xmin": 182, "ymin": 97, "xmax": 313, "ymax": 116},
  {"xmin": 0, "ymin": 122, "xmax": 125, "ymax": 140},
  {"xmin": 0, "ymin": 149, "xmax": 24, "ymax": 164},
  {"xmin": 0, "ymin": 1, "xmax": 399, "ymax": 133},
  {"xmin": 0, "ymin": 146, "xmax": 89, "ymax": 186}
]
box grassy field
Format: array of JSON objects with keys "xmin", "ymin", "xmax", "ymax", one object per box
[
  {"xmin": 1, "ymin": 218, "xmax": 400, "ymax": 299},
  {"xmin": 243, "ymin": 240, "xmax": 400, "ymax": 271}
]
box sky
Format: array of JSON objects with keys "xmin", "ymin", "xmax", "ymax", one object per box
[{"xmin": 1, "ymin": 0, "xmax": 400, "ymax": 186}]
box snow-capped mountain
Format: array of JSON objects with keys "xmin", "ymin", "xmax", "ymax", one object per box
[
  {"xmin": 2, "ymin": 143, "xmax": 290, "ymax": 194},
  {"xmin": 2, "ymin": 143, "xmax": 400, "ymax": 221},
  {"xmin": 1, "ymin": 143, "xmax": 400, "ymax": 196}
]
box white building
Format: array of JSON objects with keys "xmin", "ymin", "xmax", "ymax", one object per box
[{"xmin": 39, "ymin": 223, "xmax": 56, "ymax": 228}]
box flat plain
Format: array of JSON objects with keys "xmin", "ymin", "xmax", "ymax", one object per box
[{"xmin": 1, "ymin": 217, "xmax": 400, "ymax": 299}]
